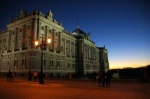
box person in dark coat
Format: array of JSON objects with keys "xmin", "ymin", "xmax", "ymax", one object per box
[
  {"xmin": 11, "ymin": 71, "xmax": 15, "ymax": 82},
  {"xmin": 7, "ymin": 70, "xmax": 11, "ymax": 82},
  {"xmin": 28, "ymin": 71, "xmax": 32, "ymax": 81},
  {"xmin": 7, "ymin": 71, "xmax": 10, "ymax": 82},
  {"xmin": 98, "ymin": 70, "xmax": 103, "ymax": 87},
  {"xmin": 105, "ymin": 70, "xmax": 112, "ymax": 88},
  {"xmin": 101, "ymin": 71, "xmax": 106, "ymax": 87},
  {"xmin": 93, "ymin": 71, "xmax": 97, "ymax": 82}
]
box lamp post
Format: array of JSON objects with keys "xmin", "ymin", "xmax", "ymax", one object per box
[{"xmin": 35, "ymin": 34, "xmax": 51, "ymax": 84}]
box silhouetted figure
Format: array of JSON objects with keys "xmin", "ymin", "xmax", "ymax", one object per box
[
  {"xmin": 28, "ymin": 71, "xmax": 32, "ymax": 81},
  {"xmin": 143, "ymin": 71, "xmax": 148, "ymax": 82},
  {"xmin": 7, "ymin": 71, "xmax": 11, "ymax": 82},
  {"xmin": 11, "ymin": 71, "xmax": 15, "ymax": 82},
  {"xmin": 33, "ymin": 71, "xmax": 38, "ymax": 81},
  {"xmin": 7, "ymin": 71, "xmax": 13, "ymax": 82},
  {"xmin": 105, "ymin": 71, "xmax": 112, "ymax": 88},
  {"xmin": 102, "ymin": 71, "xmax": 106, "ymax": 87},
  {"xmin": 141, "ymin": 69, "xmax": 149, "ymax": 82},
  {"xmin": 98, "ymin": 70, "xmax": 103, "ymax": 87},
  {"xmin": 140, "ymin": 69, "xmax": 144, "ymax": 82},
  {"xmin": 93, "ymin": 71, "xmax": 97, "ymax": 82}
]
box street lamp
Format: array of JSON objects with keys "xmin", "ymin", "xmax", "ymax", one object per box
[{"xmin": 34, "ymin": 34, "xmax": 51, "ymax": 84}]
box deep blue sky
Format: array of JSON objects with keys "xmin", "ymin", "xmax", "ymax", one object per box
[{"xmin": 0, "ymin": 0, "xmax": 150, "ymax": 69}]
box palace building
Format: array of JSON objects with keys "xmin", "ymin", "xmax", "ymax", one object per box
[{"xmin": 0, "ymin": 10, "xmax": 109, "ymax": 77}]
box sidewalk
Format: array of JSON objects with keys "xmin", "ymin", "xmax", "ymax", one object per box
[{"xmin": 0, "ymin": 76, "xmax": 150, "ymax": 99}]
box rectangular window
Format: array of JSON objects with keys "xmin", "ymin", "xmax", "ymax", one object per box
[
  {"xmin": 49, "ymin": 29, "xmax": 51, "ymax": 33},
  {"xmin": 20, "ymin": 28, "xmax": 22, "ymax": 32},
  {"xmin": 67, "ymin": 63, "xmax": 70, "ymax": 69},
  {"xmin": 25, "ymin": 59, "xmax": 26, "ymax": 67},
  {"xmin": 71, "ymin": 42, "xmax": 74, "ymax": 45},
  {"xmin": 22, "ymin": 59, "xmax": 24, "ymax": 66},
  {"xmin": 7, "ymin": 61, "xmax": 9, "ymax": 66},
  {"xmin": 14, "ymin": 59, "xmax": 18, "ymax": 67},
  {"xmin": 57, "ymin": 60, "xmax": 60, "ymax": 66},
  {"xmin": 43, "ymin": 59, "xmax": 46, "ymax": 66},
  {"xmin": 72, "ymin": 64, "xmax": 75, "ymax": 69},
  {"xmin": 41, "ymin": 26, "xmax": 44, "ymax": 30},
  {"xmin": 14, "ymin": 60, "xmax": 16, "ymax": 66},
  {"xmin": 22, "ymin": 59, "xmax": 26, "ymax": 66},
  {"xmin": 27, "ymin": 25, "xmax": 30, "ymax": 29},
  {"xmin": 49, "ymin": 60, "xmax": 53, "ymax": 69},
  {"xmin": 52, "ymin": 60, "xmax": 53, "ymax": 66}
]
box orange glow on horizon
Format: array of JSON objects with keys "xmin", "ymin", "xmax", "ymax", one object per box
[
  {"xmin": 109, "ymin": 57, "xmax": 150, "ymax": 69},
  {"xmin": 109, "ymin": 61, "xmax": 150, "ymax": 69}
]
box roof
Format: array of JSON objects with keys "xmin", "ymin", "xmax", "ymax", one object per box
[
  {"xmin": 72, "ymin": 28, "xmax": 87, "ymax": 39},
  {"xmin": 72, "ymin": 28, "xmax": 86, "ymax": 35}
]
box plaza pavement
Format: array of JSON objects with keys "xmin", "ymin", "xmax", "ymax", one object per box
[{"xmin": 0, "ymin": 76, "xmax": 150, "ymax": 99}]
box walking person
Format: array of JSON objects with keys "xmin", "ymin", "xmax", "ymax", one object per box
[
  {"xmin": 105, "ymin": 70, "xmax": 112, "ymax": 88},
  {"xmin": 101, "ymin": 71, "xmax": 106, "ymax": 87},
  {"xmin": 7, "ymin": 71, "xmax": 11, "ymax": 82},
  {"xmin": 98, "ymin": 70, "xmax": 103, "ymax": 87},
  {"xmin": 93, "ymin": 71, "xmax": 97, "ymax": 82},
  {"xmin": 33, "ymin": 71, "xmax": 38, "ymax": 82},
  {"xmin": 11, "ymin": 71, "xmax": 15, "ymax": 82}
]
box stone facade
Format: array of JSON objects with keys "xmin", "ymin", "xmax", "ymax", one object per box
[
  {"xmin": 0, "ymin": 10, "xmax": 109, "ymax": 77},
  {"xmin": 99, "ymin": 46, "xmax": 109, "ymax": 73}
]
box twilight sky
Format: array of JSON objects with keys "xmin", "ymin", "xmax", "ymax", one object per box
[{"xmin": 0, "ymin": 0, "xmax": 150, "ymax": 69}]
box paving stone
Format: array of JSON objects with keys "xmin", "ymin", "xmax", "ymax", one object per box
[{"xmin": 0, "ymin": 77, "xmax": 150, "ymax": 99}]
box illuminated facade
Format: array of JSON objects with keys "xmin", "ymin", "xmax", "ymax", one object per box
[{"xmin": 0, "ymin": 10, "xmax": 109, "ymax": 77}]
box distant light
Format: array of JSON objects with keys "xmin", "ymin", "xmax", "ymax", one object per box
[
  {"xmin": 35, "ymin": 41, "xmax": 39, "ymax": 46},
  {"xmin": 47, "ymin": 38, "xmax": 51, "ymax": 44}
]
